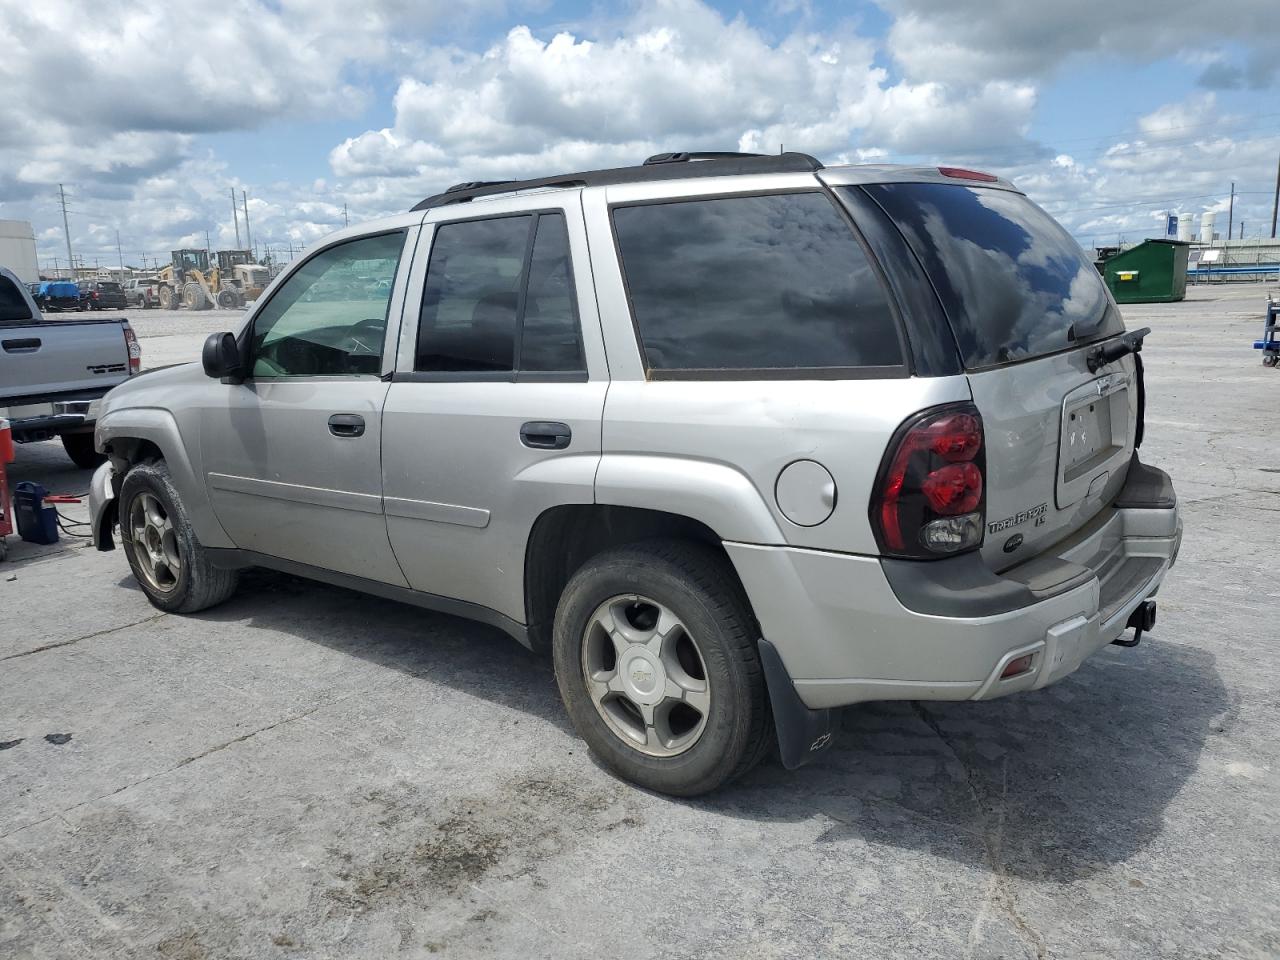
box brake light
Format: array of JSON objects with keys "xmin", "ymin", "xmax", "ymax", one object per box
[
  {"xmin": 871, "ymin": 404, "xmax": 986, "ymax": 558},
  {"xmin": 938, "ymin": 166, "xmax": 998, "ymax": 183},
  {"xmin": 123, "ymin": 324, "xmax": 141, "ymax": 375}
]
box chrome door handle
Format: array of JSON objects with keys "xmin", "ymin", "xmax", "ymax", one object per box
[{"xmin": 328, "ymin": 413, "xmax": 365, "ymax": 438}]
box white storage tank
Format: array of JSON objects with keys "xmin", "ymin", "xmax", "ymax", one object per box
[
  {"xmin": 1199, "ymin": 212, "xmax": 1216, "ymax": 244},
  {"xmin": 0, "ymin": 220, "xmax": 39, "ymax": 285},
  {"xmin": 1177, "ymin": 213, "xmax": 1194, "ymax": 242}
]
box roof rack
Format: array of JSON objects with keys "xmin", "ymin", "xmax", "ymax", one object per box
[{"xmin": 411, "ymin": 151, "xmax": 823, "ymax": 211}]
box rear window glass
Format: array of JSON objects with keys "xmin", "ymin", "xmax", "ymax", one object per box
[
  {"xmin": 0, "ymin": 276, "xmax": 34, "ymax": 323},
  {"xmin": 99, "ymin": 282, "xmax": 121, "ymax": 293},
  {"xmin": 856, "ymin": 183, "xmax": 1121, "ymax": 368},
  {"xmin": 612, "ymin": 192, "xmax": 902, "ymax": 374}
]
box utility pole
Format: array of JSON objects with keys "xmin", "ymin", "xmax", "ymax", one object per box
[
  {"xmin": 116, "ymin": 230, "xmax": 124, "ymax": 279},
  {"xmin": 206, "ymin": 229, "xmax": 212, "ymax": 260},
  {"xmin": 58, "ymin": 184, "xmax": 74, "ymax": 276},
  {"xmin": 1271, "ymin": 150, "xmax": 1279, "ymax": 239},
  {"xmin": 242, "ymin": 191, "xmax": 253, "ymax": 259},
  {"xmin": 1227, "ymin": 181, "xmax": 1235, "ymax": 245},
  {"xmin": 231, "ymin": 188, "xmax": 242, "ymax": 248},
  {"xmin": 342, "ymin": 202, "xmax": 349, "ymax": 227}
]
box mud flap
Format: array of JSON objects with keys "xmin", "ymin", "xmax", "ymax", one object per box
[{"xmin": 758, "ymin": 637, "xmax": 836, "ymax": 769}]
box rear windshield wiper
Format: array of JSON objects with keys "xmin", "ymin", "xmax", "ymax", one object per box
[{"xmin": 1087, "ymin": 326, "xmax": 1150, "ymax": 373}]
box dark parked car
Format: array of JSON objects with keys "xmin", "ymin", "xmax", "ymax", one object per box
[{"xmin": 78, "ymin": 280, "xmax": 127, "ymax": 311}]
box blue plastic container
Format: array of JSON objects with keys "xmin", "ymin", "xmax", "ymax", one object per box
[{"xmin": 14, "ymin": 482, "xmax": 59, "ymax": 545}]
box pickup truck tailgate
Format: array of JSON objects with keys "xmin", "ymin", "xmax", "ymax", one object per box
[{"xmin": 1, "ymin": 317, "xmax": 132, "ymax": 400}]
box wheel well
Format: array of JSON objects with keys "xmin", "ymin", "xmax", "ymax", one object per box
[
  {"xmin": 523, "ymin": 505, "xmax": 735, "ymax": 654},
  {"xmin": 103, "ymin": 437, "xmax": 163, "ymax": 468}
]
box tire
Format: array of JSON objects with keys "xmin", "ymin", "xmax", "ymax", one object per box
[
  {"xmin": 158, "ymin": 285, "xmax": 175, "ymax": 310},
  {"xmin": 216, "ymin": 288, "xmax": 238, "ymax": 308},
  {"xmin": 119, "ymin": 460, "xmax": 239, "ymax": 613},
  {"xmin": 61, "ymin": 433, "xmax": 106, "ymax": 469},
  {"xmin": 552, "ymin": 540, "xmax": 774, "ymax": 796},
  {"xmin": 183, "ymin": 282, "xmax": 209, "ymax": 310}
]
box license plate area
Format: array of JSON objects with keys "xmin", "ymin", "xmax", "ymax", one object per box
[{"xmin": 1057, "ymin": 373, "xmax": 1131, "ymax": 508}]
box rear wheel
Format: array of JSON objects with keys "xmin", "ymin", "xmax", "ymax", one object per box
[
  {"xmin": 552, "ymin": 540, "xmax": 773, "ymax": 796},
  {"xmin": 119, "ymin": 460, "xmax": 238, "ymax": 613},
  {"xmin": 61, "ymin": 433, "xmax": 105, "ymax": 469}
]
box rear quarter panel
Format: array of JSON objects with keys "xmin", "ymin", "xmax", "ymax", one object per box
[{"xmin": 599, "ymin": 378, "xmax": 972, "ymax": 552}]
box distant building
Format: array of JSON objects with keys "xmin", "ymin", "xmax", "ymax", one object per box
[{"xmin": 0, "ymin": 220, "xmax": 39, "ymax": 284}]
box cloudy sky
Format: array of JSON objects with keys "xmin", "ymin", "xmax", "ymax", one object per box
[{"xmin": 2, "ymin": 0, "xmax": 1278, "ymax": 273}]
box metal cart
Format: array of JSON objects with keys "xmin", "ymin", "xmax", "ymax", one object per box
[{"xmin": 1257, "ymin": 296, "xmax": 1280, "ymax": 367}]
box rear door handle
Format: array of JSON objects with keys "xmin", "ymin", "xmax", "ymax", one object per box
[
  {"xmin": 520, "ymin": 421, "xmax": 571, "ymax": 450},
  {"xmin": 328, "ymin": 413, "xmax": 366, "ymax": 438},
  {"xmin": 2, "ymin": 337, "xmax": 41, "ymax": 353}
]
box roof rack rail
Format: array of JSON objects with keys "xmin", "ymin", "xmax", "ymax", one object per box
[
  {"xmin": 643, "ymin": 151, "xmax": 765, "ymax": 165},
  {"xmin": 445, "ymin": 180, "xmax": 515, "ymax": 194},
  {"xmin": 411, "ymin": 151, "xmax": 823, "ymax": 211}
]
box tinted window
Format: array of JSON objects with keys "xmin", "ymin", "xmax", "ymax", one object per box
[
  {"xmin": 416, "ymin": 213, "xmax": 585, "ymax": 375},
  {"xmin": 251, "ymin": 231, "xmax": 405, "ymax": 377},
  {"xmin": 857, "ymin": 183, "xmax": 1122, "ymax": 368},
  {"xmin": 612, "ymin": 192, "xmax": 901, "ymax": 373},
  {"xmin": 521, "ymin": 214, "xmax": 584, "ymax": 372},
  {"xmin": 99, "ymin": 282, "xmax": 121, "ymax": 293},
  {"xmin": 0, "ymin": 276, "xmax": 33, "ymax": 323}
]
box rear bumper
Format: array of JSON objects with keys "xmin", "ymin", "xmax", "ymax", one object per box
[
  {"xmin": 728, "ymin": 465, "xmax": 1181, "ymax": 711},
  {"xmin": 2, "ymin": 396, "xmax": 102, "ymax": 441}
]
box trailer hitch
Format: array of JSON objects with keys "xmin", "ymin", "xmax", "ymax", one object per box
[{"xmin": 1113, "ymin": 599, "xmax": 1156, "ymax": 647}]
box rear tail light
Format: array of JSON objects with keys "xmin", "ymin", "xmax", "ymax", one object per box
[
  {"xmin": 123, "ymin": 324, "xmax": 141, "ymax": 375},
  {"xmin": 871, "ymin": 403, "xmax": 986, "ymax": 559}
]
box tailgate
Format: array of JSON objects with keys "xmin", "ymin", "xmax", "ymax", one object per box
[
  {"xmin": 970, "ymin": 351, "xmax": 1137, "ymax": 570},
  {"xmin": 0, "ymin": 318, "xmax": 130, "ymax": 400},
  {"xmin": 853, "ymin": 179, "xmax": 1138, "ymax": 569}
]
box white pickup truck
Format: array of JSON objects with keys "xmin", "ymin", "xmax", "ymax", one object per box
[{"xmin": 1, "ymin": 266, "xmax": 140, "ymax": 467}]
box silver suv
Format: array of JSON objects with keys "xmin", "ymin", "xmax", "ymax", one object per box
[{"xmin": 87, "ymin": 152, "xmax": 1181, "ymax": 796}]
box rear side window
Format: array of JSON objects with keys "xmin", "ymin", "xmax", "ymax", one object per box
[
  {"xmin": 0, "ymin": 276, "xmax": 34, "ymax": 323},
  {"xmin": 857, "ymin": 183, "xmax": 1122, "ymax": 369},
  {"xmin": 416, "ymin": 212, "xmax": 586, "ymax": 376},
  {"xmin": 612, "ymin": 192, "xmax": 902, "ymax": 376}
]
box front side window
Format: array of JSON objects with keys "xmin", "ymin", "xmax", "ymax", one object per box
[
  {"xmin": 415, "ymin": 212, "xmax": 586, "ymax": 375},
  {"xmin": 250, "ymin": 231, "xmax": 406, "ymax": 378},
  {"xmin": 612, "ymin": 192, "xmax": 902, "ymax": 375}
]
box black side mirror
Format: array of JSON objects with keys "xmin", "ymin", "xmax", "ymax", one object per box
[{"xmin": 202, "ymin": 332, "xmax": 243, "ymax": 382}]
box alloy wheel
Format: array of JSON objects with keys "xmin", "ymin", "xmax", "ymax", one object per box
[
  {"xmin": 581, "ymin": 594, "xmax": 711, "ymax": 757},
  {"xmin": 128, "ymin": 492, "xmax": 181, "ymax": 593}
]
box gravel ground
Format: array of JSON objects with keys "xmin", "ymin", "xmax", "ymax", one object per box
[{"xmin": 1, "ymin": 283, "xmax": 1277, "ymax": 959}]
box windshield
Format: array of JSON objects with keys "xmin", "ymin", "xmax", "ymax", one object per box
[{"xmin": 852, "ymin": 183, "xmax": 1122, "ymax": 369}]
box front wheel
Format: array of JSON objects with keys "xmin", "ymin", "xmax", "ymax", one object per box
[
  {"xmin": 552, "ymin": 540, "xmax": 773, "ymax": 796},
  {"xmin": 119, "ymin": 460, "xmax": 239, "ymax": 613}
]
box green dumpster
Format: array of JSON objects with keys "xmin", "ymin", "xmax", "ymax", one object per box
[{"xmin": 1101, "ymin": 239, "xmax": 1191, "ymax": 304}]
